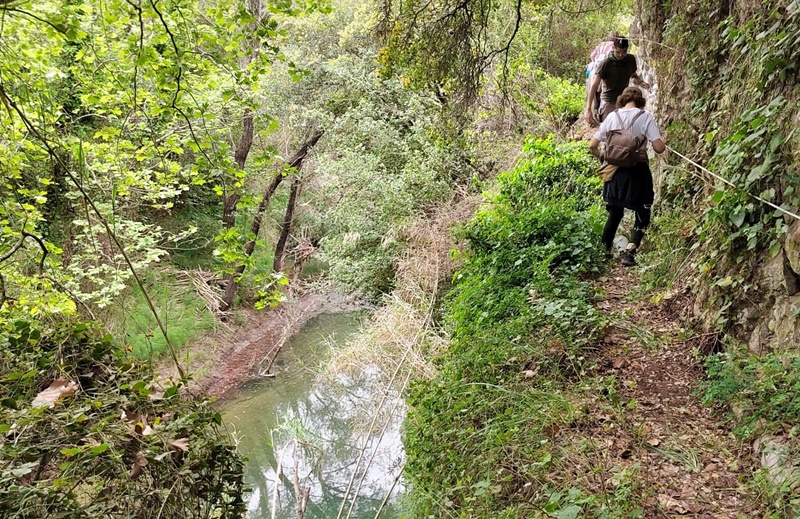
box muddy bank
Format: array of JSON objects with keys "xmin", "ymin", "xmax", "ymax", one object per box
[{"xmin": 170, "ymin": 289, "xmax": 366, "ymax": 399}]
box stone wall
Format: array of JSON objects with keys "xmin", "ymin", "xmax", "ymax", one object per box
[{"xmin": 634, "ymin": 0, "xmax": 800, "ymax": 353}]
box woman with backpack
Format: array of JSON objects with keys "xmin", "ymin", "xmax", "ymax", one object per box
[{"xmin": 589, "ymin": 86, "xmax": 666, "ymax": 267}]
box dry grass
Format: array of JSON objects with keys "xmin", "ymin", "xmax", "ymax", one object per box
[{"xmin": 323, "ymin": 190, "xmax": 481, "ymax": 389}]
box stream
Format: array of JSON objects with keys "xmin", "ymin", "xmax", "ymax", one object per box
[{"xmin": 222, "ymin": 312, "xmax": 405, "ymax": 519}]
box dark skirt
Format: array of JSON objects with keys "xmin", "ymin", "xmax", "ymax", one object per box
[{"xmin": 603, "ymin": 161, "xmax": 654, "ymax": 209}]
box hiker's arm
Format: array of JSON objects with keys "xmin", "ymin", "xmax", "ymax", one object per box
[
  {"xmin": 589, "ymin": 137, "xmax": 602, "ymax": 159},
  {"xmin": 632, "ymin": 73, "xmax": 650, "ymax": 90},
  {"xmin": 651, "ymin": 138, "xmax": 666, "ymax": 154},
  {"xmin": 585, "ymin": 75, "xmax": 602, "ymax": 122}
]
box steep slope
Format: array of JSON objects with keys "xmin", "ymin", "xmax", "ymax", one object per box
[{"xmin": 635, "ymin": 0, "xmax": 800, "ymax": 347}]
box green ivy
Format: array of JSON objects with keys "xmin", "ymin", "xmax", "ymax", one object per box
[
  {"xmin": 0, "ymin": 317, "xmax": 245, "ymax": 517},
  {"xmin": 648, "ymin": 1, "xmax": 800, "ymax": 329}
]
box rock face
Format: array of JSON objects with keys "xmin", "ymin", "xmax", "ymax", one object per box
[
  {"xmin": 754, "ymin": 436, "xmax": 800, "ymax": 491},
  {"xmin": 785, "ymin": 221, "xmax": 800, "ymax": 277},
  {"xmin": 634, "ymin": 0, "xmax": 800, "ymax": 355}
]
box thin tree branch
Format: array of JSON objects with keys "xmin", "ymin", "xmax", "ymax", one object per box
[
  {"xmin": 0, "ymin": 233, "xmax": 26, "ymax": 264},
  {"xmin": 0, "ymin": 272, "xmax": 6, "ymax": 309},
  {"xmin": 147, "ymin": 0, "xmax": 214, "ymax": 168},
  {"xmin": 22, "ymin": 231, "xmax": 47, "ymax": 274},
  {"xmin": 0, "ymin": 82, "xmax": 186, "ymax": 379},
  {"xmin": 5, "ymin": 8, "xmax": 69, "ymax": 35},
  {"xmin": 482, "ymin": 0, "xmax": 522, "ymax": 66},
  {"xmin": 44, "ymin": 275, "xmax": 97, "ymax": 320}
]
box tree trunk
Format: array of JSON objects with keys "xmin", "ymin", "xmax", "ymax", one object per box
[
  {"xmin": 222, "ymin": 110, "xmax": 254, "ymax": 230},
  {"xmin": 273, "ymin": 174, "xmax": 301, "ymax": 273},
  {"xmin": 220, "ymin": 129, "xmax": 324, "ymax": 310}
]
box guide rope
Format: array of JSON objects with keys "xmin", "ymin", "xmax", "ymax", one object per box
[{"xmin": 666, "ymin": 145, "xmax": 800, "ymax": 222}]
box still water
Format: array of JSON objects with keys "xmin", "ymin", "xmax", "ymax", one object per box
[{"xmin": 222, "ymin": 312, "xmax": 405, "ymax": 519}]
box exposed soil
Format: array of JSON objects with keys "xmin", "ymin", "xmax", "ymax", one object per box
[
  {"xmin": 164, "ymin": 289, "xmax": 364, "ymax": 400},
  {"xmin": 590, "ymin": 264, "xmax": 762, "ymax": 517}
]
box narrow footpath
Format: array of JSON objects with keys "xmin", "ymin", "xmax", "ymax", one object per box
[{"xmin": 591, "ymin": 264, "xmax": 761, "ymax": 517}]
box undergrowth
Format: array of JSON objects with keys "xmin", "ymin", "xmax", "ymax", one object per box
[
  {"xmin": 0, "ymin": 316, "xmax": 244, "ymax": 517},
  {"xmin": 704, "ymin": 342, "xmax": 800, "ymax": 441},
  {"xmin": 106, "ymin": 270, "xmax": 218, "ymax": 360},
  {"xmin": 701, "ymin": 339, "xmax": 800, "ymax": 515},
  {"xmin": 404, "ymin": 138, "xmax": 646, "ymax": 517}
]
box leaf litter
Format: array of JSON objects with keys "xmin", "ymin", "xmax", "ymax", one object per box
[
  {"xmin": 583, "ymin": 265, "xmax": 762, "ymax": 516},
  {"xmin": 31, "ymin": 379, "xmax": 78, "ymax": 408}
]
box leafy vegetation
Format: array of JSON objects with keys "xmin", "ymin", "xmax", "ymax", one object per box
[
  {"xmin": 635, "ymin": 0, "xmax": 800, "ymax": 512},
  {"xmin": 704, "ymin": 344, "xmax": 800, "ymax": 440},
  {"xmin": 0, "ymin": 0, "xmax": 509, "ymax": 510},
  {"xmin": 403, "ymin": 139, "xmax": 637, "ymax": 517},
  {"xmin": 4, "ymin": 0, "xmax": 798, "ymax": 513},
  {"xmin": 641, "ymin": 0, "xmax": 800, "ymax": 329},
  {"xmin": 0, "ymin": 318, "xmax": 243, "ymax": 518}
]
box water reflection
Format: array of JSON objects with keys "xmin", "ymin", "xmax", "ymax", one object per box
[{"xmin": 222, "ymin": 312, "xmax": 404, "ymax": 519}]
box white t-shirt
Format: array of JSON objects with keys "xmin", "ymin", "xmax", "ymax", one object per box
[{"xmin": 595, "ymin": 108, "xmax": 662, "ymax": 144}]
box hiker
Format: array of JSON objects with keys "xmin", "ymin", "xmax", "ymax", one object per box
[
  {"xmin": 584, "ymin": 36, "xmax": 650, "ymax": 125},
  {"xmin": 589, "ymin": 86, "xmax": 666, "ymax": 267},
  {"xmin": 585, "ymin": 32, "xmax": 619, "ymax": 120}
]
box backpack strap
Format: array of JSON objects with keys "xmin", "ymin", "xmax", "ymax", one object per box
[
  {"xmin": 626, "ymin": 109, "xmax": 646, "ymax": 150},
  {"xmin": 613, "ymin": 110, "xmax": 623, "ymax": 127},
  {"xmin": 627, "ymin": 109, "xmax": 645, "ymax": 130}
]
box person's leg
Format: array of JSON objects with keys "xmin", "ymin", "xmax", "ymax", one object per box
[
  {"xmin": 598, "ymin": 101, "xmax": 615, "ymax": 123},
  {"xmin": 629, "ymin": 203, "xmax": 652, "ymax": 248},
  {"xmin": 622, "ymin": 203, "xmax": 652, "ymax": 267},
  {"xmin": 601, "ymin": 204, "xmax": 625, "ymax": 250}
]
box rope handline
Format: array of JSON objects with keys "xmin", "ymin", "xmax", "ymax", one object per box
[{"xmin": 665, "ymin": 145, "xmax": 800, "ymax": 222}]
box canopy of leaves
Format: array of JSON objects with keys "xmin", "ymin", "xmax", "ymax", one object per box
[{"xmin": 377, "ymin": 0, "xmax": 632, "ymax": 105}]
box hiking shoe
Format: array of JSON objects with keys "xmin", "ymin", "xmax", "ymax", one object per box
[{"xmin": 621, "ymin": 249, "xmax": 637, "ymax": 267}]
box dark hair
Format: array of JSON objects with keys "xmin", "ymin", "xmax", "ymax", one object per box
[
  {"xmin": 616, "ymin": 86, "xmax": 646, "ymax": 108},
  {"xmin": 613, "ymin": 36, "xmax": 629, "ymax": 49}
]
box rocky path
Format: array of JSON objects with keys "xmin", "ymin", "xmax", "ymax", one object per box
[{"xmin": 591, "ymin": 265, "xmax": 761, "ymax": 517}]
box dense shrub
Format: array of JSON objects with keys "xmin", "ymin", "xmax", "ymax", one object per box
[
  {"xmin": 0, "ymin": 318, "xmax": 244, "ymax": 518},
  {"xmin": 404, "ymin": 139, "xmax": 609, "ymax": 517}
]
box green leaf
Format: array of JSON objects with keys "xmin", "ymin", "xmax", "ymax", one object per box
[
  {"xmin": 715, "ymin": 276, "xmax": 733, "ymax": 288},
  {"xmin": 768, "ymin": 240, "xmax": 782, "ymax": 259},
  {"xmin": 163, "ymin": 385, "xmax": 179, "ymax": 399},
  {"xmin": 556, "ymin": 505, "xmax": 582, "ymax": 519},
  {"xmin": 730, "ymin": 208, "xmax": 745, "ymax": 228},
  {"xmin": 91, "ymin": 443, "xmax": 110, "ymax": 455},
  {"xmin": 60, "ymin": 447, "xmax": 83, "ymax": 457},
  {"xmin": 769, "ymin": 134, "xmax": 784, "ymax": 153}
]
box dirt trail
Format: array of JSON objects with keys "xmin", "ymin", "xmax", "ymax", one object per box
[{"xmin": 593, "ymin": 264, "xmax": 761, "ymax": 517}]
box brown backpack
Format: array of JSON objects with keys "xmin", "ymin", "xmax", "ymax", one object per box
[{"xmin": 604, "ymin": 110, "xmax": 647, "ymax": 168}]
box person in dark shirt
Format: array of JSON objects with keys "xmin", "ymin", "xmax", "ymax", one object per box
[
  {"xmin": 585, "ymin": 32, "xmax": 619, "ymax": 116},
  {"xmin": 584, "ymin": 37, "xmax": 650, "ymax": 124}
]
